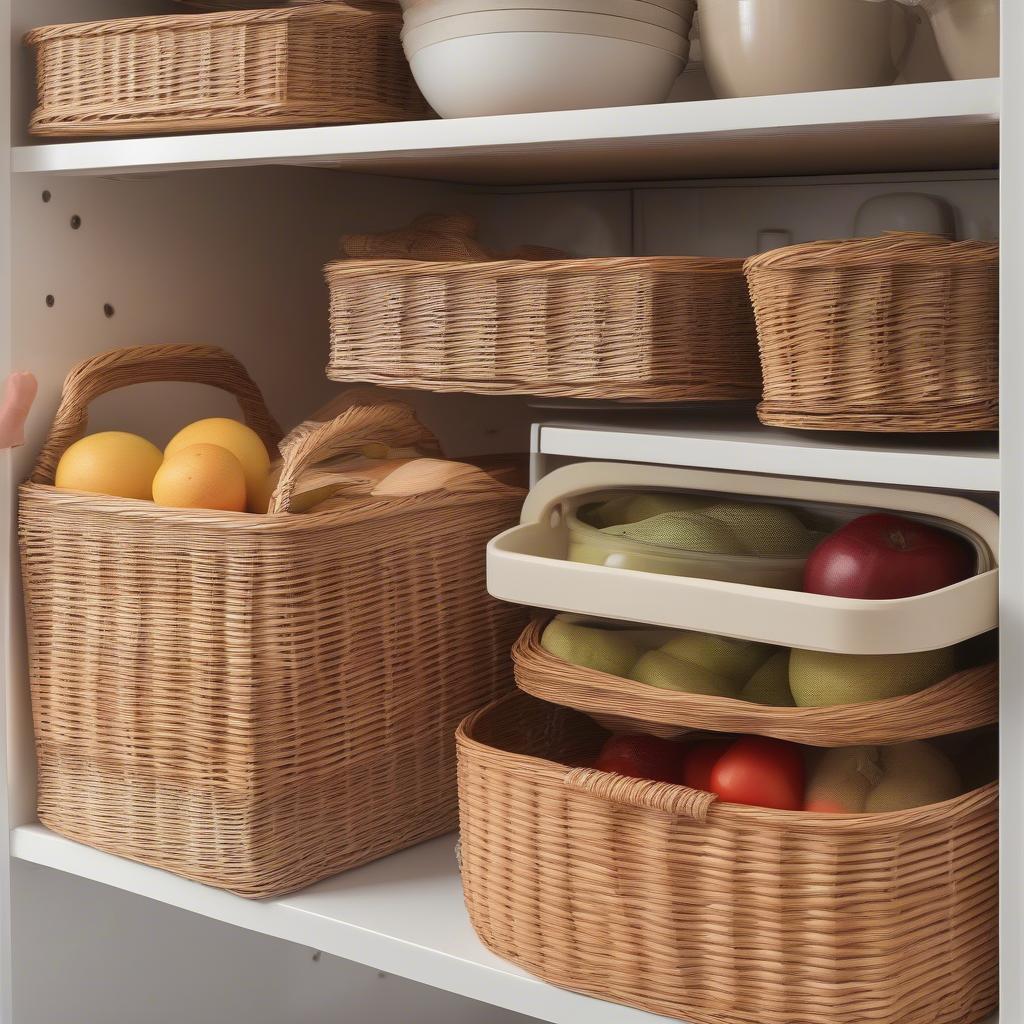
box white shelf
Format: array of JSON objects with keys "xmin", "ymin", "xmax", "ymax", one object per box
[
  {"xmin": 11, "ymin": 825, "xmax": 678, "ymax": 1024},
  {"xmin": 12, "ymin": 79, "xmax": 999, "ymax": 185},
  {"xmin": 534, "ymin": 411, "xmax": 999, "ymax": 491}
]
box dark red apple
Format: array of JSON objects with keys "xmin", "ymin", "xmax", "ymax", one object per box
[
  {"xmin": 594, "ymin": 734, "xmax": 683, "ymax": 784},
  {"xmin": 681, "ymin": 738, "xmax": 734, "ymax": 791},
  {"xmin": 709, "ymin": 736, "xmax": 805, "ymax": 811},
  {"xmin": 803, "ymin": 513, "xmax": 973, "ymax": 600}
]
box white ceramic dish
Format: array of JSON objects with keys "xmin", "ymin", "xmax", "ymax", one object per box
[
  {"xmin": 486, "ymin": 462, "xmax": 999, "ymax": 656},
  {"xmin": 915, "ymin": 0, "xmax": 999, "ymax": 79},
  {"xmin": 402, "ymin": 0, "xmax": 692, "ymax": 35},
  {"xmin": 402, "ymin": 9, "xmax": 688, "ymax": 54},
  {"xmin": 699, "ymin": 0, "xmax": 915, "ymax": 98},
  {"xmin": 407, "ymin": 30, "xmax": 685, "ymax": 115}
]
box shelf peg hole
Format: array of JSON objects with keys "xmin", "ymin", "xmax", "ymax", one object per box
[
  {"xmin": 45, "ymin": 294, "xmax": 55, "ymax": 308},
  {"xmin": 70, "ymin": 215, "xmax": 82, "ymax": 230},
  {"xmin": 41, "ymin": 190, "xmax": 51, "ymax": 203},
  {"xmin": 103, "ymin": 303, "xmax": 115, "ymax": 319}
]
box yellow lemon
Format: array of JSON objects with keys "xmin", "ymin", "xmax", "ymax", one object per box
[
  {"xmin": 55, "ymin": 431, "xmax": 163, "ymax": 500},
  {"xmin": 166, "ymin": 418, "xmax": 270, "ymax": 512},
  {"xmin": 152, "ymin": 443, "xmax": 246, "ymax": 512}
]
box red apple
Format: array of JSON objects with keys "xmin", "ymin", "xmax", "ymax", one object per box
[
  {"xmin": 709, "ymin": 736, "xmax": 805, "ymax": 810},
  {"xmin": 595, "ymin": 734, "xmax": 683, "ymax": 784},
  {"xmin": 681, "ymin": 738, "xmax": 734, "ymax": 791},
  {"xmin": 803, "ymin": 513, "xmax": 973, "ymax": 600}
]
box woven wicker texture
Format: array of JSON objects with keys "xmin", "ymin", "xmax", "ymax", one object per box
[
  {"xmin": 457, "ymin": 690, "xmax": 998, "ymax": 1024},
  {"xmin": 326, "ymin": 256, "xmax": 761, "ymax": 400},
  {"xmin": 744, "ymin": 232, "xmax": 998, "ymax": 432},
  {"xmin": 27, "ymin": 3, "xmax": 428, "ymax": 138},
  {"xmin": 19, "ymin": 344, "xmax": 525, "ymax": 898},
  {"xmin": 514, "ymin": 617, "xmax": 999, "ymax": 745}
]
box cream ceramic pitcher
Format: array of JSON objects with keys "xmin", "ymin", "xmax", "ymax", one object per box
[{"xmin": 700, "ymin": 0, "xmax": 917, "ymax": 98}]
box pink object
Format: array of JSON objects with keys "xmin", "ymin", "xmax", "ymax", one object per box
[{"xmin": 0, "ymin": 372, "xmax": 38, "ymax": 449}]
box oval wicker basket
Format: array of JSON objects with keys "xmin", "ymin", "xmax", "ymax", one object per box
[
  {"xmin": 513, "ymin": 616, "xmax": 999, "ymax": 745},
  {"xmin": 744, "ymin": 232, "xmax": 999, "ymax": 432},
  {"xmin": 27, "ymin": 3, "xmax": 428, "ymax": 138},
  {"xmin": 457, "ymin": 690, "xmax": 998, "ymax": 1024},
  {"xmin": 325, "ymin": 256, "xmax": 761, "ymax": 401},
  {"xmin": 19, "ymin": 344, "xmax": 525, "ymax": 898}
]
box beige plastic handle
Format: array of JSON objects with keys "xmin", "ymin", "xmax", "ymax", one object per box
[
  {"xmin": 31, "ymin": 344, "xmax": 283, "ymax": 485},
  {"xmin": 563, "ymin": 766, "xmax": 717, "ymax": 820},
  {"xmin": 271, "ymin": 401, "xmax": 438, "ymax": 514}
]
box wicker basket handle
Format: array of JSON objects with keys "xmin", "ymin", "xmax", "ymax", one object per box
[
  {"xmin": 563, "ymin": 767, "xmax": 718, "ymax": 821},
  {"xmin": 271, "ymin": 400, "xmax": 438, "ymax": 514},
  {"xmin": 31, "ymin": 344, "xmax": 283, "ymax": 485}
]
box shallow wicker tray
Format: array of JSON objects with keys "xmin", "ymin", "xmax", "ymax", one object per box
[
  {"xmin": 325, "ymin": 256, "xmax": 761, "ymax": 401},
  {"xmin": 513, "ymin": 616, "xmax": 999, "ymax": 745},
  {"xmin": 27, "ymin": 3, "xmax": 427, "ymax": 138},
  {"xmin": 744, "ymin": 232, "xmax": 999, "ymax": 433},
  {"xmin": 458, "ymin": 690, "xmax": 998, "ymax": 1024}
]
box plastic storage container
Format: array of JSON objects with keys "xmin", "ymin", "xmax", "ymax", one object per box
[
  {"xmin": 487, "ymin": 462, "xmax": 998, "ymax": 654},
  {"xmin": 19, "ymin": 345, "xmax": 525, "ymax": 898}
]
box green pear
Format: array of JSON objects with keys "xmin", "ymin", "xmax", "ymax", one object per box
[
  {"xmin": 630, "ymin": 649, "xmax": 740, "ymax": 696},
  {"xmin": 739, "ymin": 650, "xmax": 795, "ymax": 706},
  {"xmin": 805, "ymin": 742, "xmax": 961, "ymax": 813},
  {"xmin": 702, "ymin": 502, "xmax": 813, "ymax": 557},
  {"xmin": 621, "ymin": 492, "xmax": 709, "ymax": 524},
  {"xmin": 604, "ymin": 511, "xmax": 744, "ymax": 555},
  {"xmin": 789, "ymin": 647, "xmax": 955, "ymax": 707},
  {"xmin": 579, "ymin": 493, "xmax": 643, "ymax": 528},
  {"xmin": 541, "ymin": 617, "xmax": 638, "ymax": 678},
  {"xmin": 660, "ymin": 632, "xmax": 771, "ymax": 684}
]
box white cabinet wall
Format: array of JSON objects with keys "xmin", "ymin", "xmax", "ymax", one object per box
[{"xmin": 0, "ymin": 1, "xmax": 1016, "ymax": 1021}]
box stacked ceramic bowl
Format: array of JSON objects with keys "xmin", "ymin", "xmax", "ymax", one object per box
[{"xmin": 400, "ymin": 0, "xmax": 696, "ymax": 117}]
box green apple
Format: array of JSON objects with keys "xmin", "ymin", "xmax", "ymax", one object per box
[
  {"xmin": 604, "ymin": 511, "xmax": 744, "ymax": 555},
  {"xmin": 661, "ymin": 632, "xmax": 771, "ymax": 683},
  {"xmin": 541, "ymin": 617, "xmax": 638, "ymax": 678},
  {"xmin": 621, "ymin": 492, "xmax": 709, "ymax": 524},
  {"xmin": 739, "ymin": 650, "xmax": 795, "ymax": 706},
  {"xmin": 630, "ymin": 649, "xmax": 740, "ymax": 696},
  {"xmin": 789, "ymin": 647, "xmax": 955, "ymax": 707},
  {"xmin": 702, "ymin": 502, "xmax": 813, "ymax": 557}
]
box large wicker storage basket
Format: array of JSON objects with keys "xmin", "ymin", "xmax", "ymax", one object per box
[
  {"xmin": 20, "ymin": 345, "xmax": 524, "ymax": 898},
  {"xmin": 325, "ymin": 256, "xmax": 761, "ymax": 401},
  {"xmin": 744, "ymin": 232, "xmax": 998, "ymax": 432},
  {"xmin": 458, "ymin": 691, "xmax": 998, "ymax": 1024},
  {"xmin": 27, "ymin": 3, "xmax": 428, "ymax": 138},
  {"xmin": 513, "ymin": 616, "xmax": 999, "ymax": 745}
]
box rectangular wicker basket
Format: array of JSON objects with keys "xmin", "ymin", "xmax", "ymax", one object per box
[
  {"xmin": 19, "ymin": 345, "xmax": 525, "ymax": 898},
  {"xmin": 325, "ymin": 256, "xmax": 761, "ymax": 401},
  {"xmin": 27, "ymin": 3, "xmax": 428, "ymax": 138},
  {"xmin": 457, "ymin": 691, "xmax": 998, "ymax": 1024},
  {"xmin": 744, "ymin": 232, "xmax": 999, "ymax": 432}
]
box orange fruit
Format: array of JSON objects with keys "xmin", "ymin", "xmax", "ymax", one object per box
[
  {"xmin": 55, "ymin": 431, "xmax": 163, "ymax": 500},
  {"xmin": 152, "ymin": 443, "xmax": 246, "ymax": 512}
]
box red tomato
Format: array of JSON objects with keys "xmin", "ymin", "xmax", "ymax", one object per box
[
  {"xmin": 595, "ymin": 734, "xmax": 683, "ymax": 784},
  {"xmin": 681, "ymin": 738, "xmax": 734, "ymax": 791},
  {"xmin": 709, "ymin": 736, "xmax": 805, "ymax": 810},
  {"xmin": 803, "ymin": 513, "xmax": 973, "ymax": 600}
]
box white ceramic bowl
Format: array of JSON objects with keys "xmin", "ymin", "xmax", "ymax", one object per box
[
  {"xmin": 407, "ymin": 30, "xmax": 686, "ymax": 117},
  {"xmin": 402, "ymin": 0, "xmax": 694, "ymax": 33},
  {"xmin": 403, "ymin": 9, "xmax": 689, "ymax": 54},
  {"xmin": 699, "ymin": 0, "xmax": 915, "ymax": 98}
]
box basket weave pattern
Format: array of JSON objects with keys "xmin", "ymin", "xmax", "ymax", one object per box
[
  {"xmin": 27, "ymin": 4, "xmax": 428, "ymax": 138},
  {"xmin": 457, "ymin": 691, "xmax": 998, "ymax": 1024},
  {"xmin": 744, "ymin": 233, "xmax": 998, "ymax": 432},
  {"xmin": 20, "ymin": 345, "xmax": 525, "ymax": 898},
  {"xmin": 513, "ymin": 617, "xmax": 999, "ymax": 745},
  {"xmin": 326, "ymin": 257, "xmax": 761, "ymax": 400}
]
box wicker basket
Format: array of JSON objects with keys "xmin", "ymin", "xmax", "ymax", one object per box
[
  {"xmin": 513, "ymin": 617, "xmax": 999, "ymax": 745},
  {"xmin": 325, "ymin": 256, "xmax": 761, "ymax": 401},
  {"xmin": 19, "ymin": 344, "xmax": 525, "ymax": 898},
  {"xmin": 27, "ymin": 3, "xmax": 428, "ymax": 138},
  {"xmin": 458, "ymin": 690, "xmax": 998, "ymax": 1024},
  {"xmin": 744, "ymin": 232, "xmax": 999, "ymax": 432}
]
